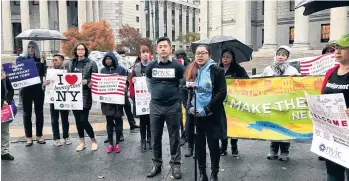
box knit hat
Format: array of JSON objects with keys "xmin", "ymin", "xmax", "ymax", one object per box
[{"xmin": 276, "ymin": 48, "xmax": 290, "ymax": 58}]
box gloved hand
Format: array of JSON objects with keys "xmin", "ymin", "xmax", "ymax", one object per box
[{"xmin": 188, "ymin": 107, "xmax": 195, "ymax": 115}]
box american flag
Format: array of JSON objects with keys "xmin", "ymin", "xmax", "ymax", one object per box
[{"xmin": 91, "ymin": 73, "xmax": 127, "ymax": 96}]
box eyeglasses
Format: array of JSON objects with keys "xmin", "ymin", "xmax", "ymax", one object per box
[
  {"xmin": 77, "ymin": 48, "xmax": 85, "ymax": 51},
  {"xmin": 195, "ymin": 52, "xmax": 209, "ymax": 56}
]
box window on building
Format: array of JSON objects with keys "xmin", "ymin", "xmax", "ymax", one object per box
[
  {"xmin": 193, "ymin": 9, "xmax": 196, "ymax": 32},
  {"xmin": 321, "ymin": 24, "xmax": 330, "ymax": 42},
  {"xmin": 13, "ymin": 1, "xmax": 20, "ymax": 5},
  {"xmin": 290, "ymin": 1, "xmax": 295, "ymax": 11},
  {"xmin": 289, "ymin": 27, "xmax": 294, "ymax": 44},
  {"xmin": 32, "ymin": 0, "xmax": 39, "ymax": 5},
  {"xmin": 172, "ymin": 30, "xmax": 176, "ymax": 41},
  {"xmin": 136, "ymin": 17, "xmax": 140, "ymax": 22},
  {"xmin": 179, "ymin": 5, "xmax": 183, "ymax": 35},
  {"xmin": 136, "ymin": 4, "xmax": 139, "ymax": 10},
  {"xmin": 145, "ymin": 1, "xmax": 150, "ymax": 38},
  {"xmin": 137, "ymin": 28, "xmax": 140, "ymax": 32},
  {"xmin": 262, "ymin": 29, "xmax": 264, "ymax": 45},
  {"xmin": 186, "ymin": 7, "xmax": 190, "ymax": 33},
  {"xmin": 155, "ymin": 1, "xmax": 159, "ymax": 38},
  {"xmin": 262, "ymin": 0, "xmax": 264, "ymax": 15}
]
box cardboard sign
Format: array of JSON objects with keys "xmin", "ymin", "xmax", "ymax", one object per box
[
  {"xmin": 53, "ymin": 73, "xmax": 83, "ymax": 110},
  {"xmin": 44, "ymin": 69, "xmax": 67, "ymax": 103},
  {"xmin": 91, "ymin": 73, "xmax": 126, "ymax": 104},
  {"xmin": 134, "ymin": 77, "xmax": 151, "ymax": 115}
]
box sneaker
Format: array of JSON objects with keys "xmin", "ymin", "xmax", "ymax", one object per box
[
  {"xmin": 115, "ymin": 144, "xmax": 121, "ymax": 153},
  {"xmin": 53, "ymin": 140, "xmax": 62, "ymax": 147},
  {"xmin": 64, "ymin": 138, "xmax": 72, "ymax": 145},
  {"xmin": 279, "ymin": 153, "xmax": 289, "ymax": 161},
  {"xmin": 76, "ymin": 143, "xmax": 86, "ymax": 152},
  {"xmin": 1, "ymin": 153, "xmax": 14, "ymax": 161},
  {"xmin": 231, "ymin": 149, "xmax": 240, "ymax": 158},
  {"xmin": 107, "ymin": 145, "xmax": 114, "ymax": 153},
  {"xmin": 267, "ymin": 151, "xmax": 278, "ymax": 160},
  {"xmin": 91, "ymin": 142, "xmax": 98, "ymax": 151}
]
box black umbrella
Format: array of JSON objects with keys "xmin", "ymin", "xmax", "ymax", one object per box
[
  {"xmin": 15, "ymin": 29, "xmax": 67, "ymax": 40},
  {"xmin": 295, "ymin": 0, "xmax": 349, "ymax": 16},
  {"xmin": 191, "ymin": 36, "xmax": 253, "ymax": 63}
]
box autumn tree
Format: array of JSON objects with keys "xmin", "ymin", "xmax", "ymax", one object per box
[
  {"xmin": 61, "ymin": 20, "xmax": 115, "ymax": 58},
  {"xmin": 118, "ymin": 24, "xmax": 153, "ymax": 56}
]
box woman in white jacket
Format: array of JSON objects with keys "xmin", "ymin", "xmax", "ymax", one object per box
[{"xmin": 261, "ymin": 45, "xmax": 300, "ymax": 161}]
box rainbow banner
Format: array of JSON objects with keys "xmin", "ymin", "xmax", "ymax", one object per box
[{"xmin": 225, "ymin": 76, "xmax": 324, "ymax": 141}]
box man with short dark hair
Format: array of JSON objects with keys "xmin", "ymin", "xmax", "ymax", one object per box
[{"xmin": 146, "ymin": 37, "xmax": 185, "ymax": 179}]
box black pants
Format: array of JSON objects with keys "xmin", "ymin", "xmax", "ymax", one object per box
[
  {"xmin": 21, "ymin": 86, "xmax": 45, "ymax": 138},
  {"xmin": 150, "ymin": 102, "xmax": 181, "ymax": 166},
  {"xmin": 72, "ymin": 109, "xmax": 95, "ymax": 139},
  {"xmin": 185, "ymin": 113, "xmax": 194, "ymax": 146},
  {"xmin": 140, "ymin": 115, "xmax": 151, "ymax": 140},
  {"xmin": 270, "ymin": 142, "xmax": 290, "ymax": 154},
  {"xmin": 326, "ymin": 160, "xmax": 349, "ymax": 181},
  {"xmin": 196, "ymin": 115, "xmax": 220, "ymax": 174},
  {"xmin": 106, "ymin": 116, "xmax": 122, "ymax": 145},
  {"xmin": 221, "ymin": 138, "xmax": 238, "ymax": 150},
  {"xmin": 50, "ymin": 104, "xmax": 69, "ymax": 140},
  {"xmin": 124, "ymin": 96, "xmax": 136, "ymax": 129}
]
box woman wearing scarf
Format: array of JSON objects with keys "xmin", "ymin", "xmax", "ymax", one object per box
[
  {"xmin": 130, "ymin": 45, "xmax": 152, "ymax": 152},
  {"xmin": 219, "ymin": 49, "xmax": 249, "ymax": 157},
  {"xmin": 16, "ymin": 41, "xmax": 47, "ymax": 146},
  {"xmin": 261, "ymin": 45, "xmax": 299, "ymax": 161},
  {"xmin": 184, "ymin": 45, "xmax": 227, "ymax": 181},
  {"xmin": 66, "ymin": 43, "xmax": 98, "ymax": 151}
]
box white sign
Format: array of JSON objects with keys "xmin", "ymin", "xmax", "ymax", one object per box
[
  {"xmin": 134, "ymin": 77, "xmax": 151, "ymax": 115},
  {"xmin": 152, "ymin": 68, "xmax": 175, "ymax": 78},
  {"xmin": 300, "ymin": 54, "xmax": 336, "ymax": 75},
  {"xmin": 306, "ymin": 93, "xmax": 349, "ymax": 168},
  {"xmin": 91, "ymin": 73, "xmax": 126, "ymax": 104},
  {"xmin": 44, "ymin": 69, "xmax": 67, "ymax": 103},
  {"xmin": 53, "ymin": 73, "xmax": 83, "ymax": 110}
]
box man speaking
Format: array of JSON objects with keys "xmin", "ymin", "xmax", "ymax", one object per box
[{"xmin": 146, "ymin": 37, "xmax": 185, "ymax": 179}]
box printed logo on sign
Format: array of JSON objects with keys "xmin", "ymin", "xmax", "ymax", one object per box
[
  {"xmin": 100, "ymin": 96, "xmax": 104, "ymax": 101},
  {"xmin": 152, "ymin": 68, "xmax": 175, "ymax": 78},
  {"xmin": 319, "ymin": 143, "xmax": 343, "ymax": 160}
]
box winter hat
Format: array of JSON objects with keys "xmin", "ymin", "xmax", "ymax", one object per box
[{"xmin": 276, "ymin": 46, "xmax": 290, "ymax": 58}]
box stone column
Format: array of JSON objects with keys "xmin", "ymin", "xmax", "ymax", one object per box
[
  {"xmin": 20, "ymin": 0, "xmax": 30, "ymax": 49},
  {"xmin": 78, "ymin": 0, "xmax": 87, "ymax": 30},
  {"xmin": 182, "ymin": 5, "xmax": 187, "ymax": 35},
  {"xmin": 330, "ymin": 7, "xmax": 348, "ymax": 41},
  {"xmin": 211, "ymin": 0, "xmax": 222, "ymax": 36},
  {"xmin": 195, "ymin": 9, "xmax": 199, "ymax": 33},
  {"xmin": 93, "ymin": 0, "xmax": 100, "ymax": 22},
  {"xmin": 87, "ymin": 0, "xmax": 93, "ymax": 22},
  {"xmin": 175, "ymin": 4, "xmax": 180, "ymax": 43},
  {"xmin": 2, "ymin": 0, "xmax": 14, "ymax": 54},
  {"xmin": 166, "ymin": 3, "xmax": 173, "ymax": 41},
  {"xmin": 140, "ymin": 1, "xmax": 147, "ymax": 37},
  {"xmin": 158, "ymin": 1, "xmax": 165, "ymax": 37},
  {"xmin": 236, "ymin": 1, "xmax": 252, "ymax": 47},
  {"xmin": 261, "ymin": 1, "xmax": 278, "ymax": 50},
  {"xmin": 188, "ymin": 7, "xmax": 193, "ymax": 32},
  {"xmin": 149, "ymin": 1, "xmax": 155, "ymax": 40},
  {"xmin": 292, "ymin": 0, "xmax": 310, "ymax": 50},
  {"xmin": 39, "ymin": 0, "xmax": 51, "ymax": 53},
  {"xmin": 58, "ymin": 0, "xmax": 68, "ymax": 32}
]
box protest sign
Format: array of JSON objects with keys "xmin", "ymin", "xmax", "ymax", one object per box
[
  {"xmin": 300, "ymin": 54, "xmax": 336, "ymax": 75},
  {"xmin": 53, "ymin": 73, "xmax": 83, "ymax": 110},
  {"xmin": 44, "ymin": 69, "xmax": 67, "ymax": 103},
  {"xmin": 134, "ymin": 77, "xmax": 151, "ymax": 115},
  {"xmin": 1, "ymin": 101, "xmax": 17, "ymax": 123},
  {"xmin": 91, "ymin": 73, "xmax": 126, "ymax": 104},
  {"xmin": 306, "ymin": 93, "xmax": 349, "ymax": 168},
  {"xmin": 225, "ymin": 76, "xmax": 324, "ymax": 140},
  {"xmin": 2, "ymin": 59, "xmax": 41, "ymax": 89}
]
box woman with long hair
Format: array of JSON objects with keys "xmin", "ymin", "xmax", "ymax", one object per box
[
  {"xmin": 183, "ymin": 45, "xmax": 227, "ymax": 181},
  {"xmin": 66, "ymin": 43, "xmax": 98, "ymax": 151},
  {"xmin": 130, "ymin": 45, "xmax": 152, "ymax": 152}
]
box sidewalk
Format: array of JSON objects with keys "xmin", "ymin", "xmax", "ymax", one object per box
[{"xmin": 2, "ymin": 130, "xmax": 326, "ymax": 181}]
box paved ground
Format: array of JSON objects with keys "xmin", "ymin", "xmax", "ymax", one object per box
[{"xmin": 2, "ymin": 130, "xmax": 327, "ymax": 181}]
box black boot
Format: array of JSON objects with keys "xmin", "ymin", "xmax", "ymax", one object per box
[
  {"xmin": 199, "ymin": 169, "xmax": 208, "ymax": 181},
  {"xmin": 1, "ymin": 153, "xmax": 14, "ymax": 161},
  {"xmin": 140, "ymin": 139, "xmax": 146, "ymax": 153},
  {"xmin": 210, "ymin": 173, "xmax": 218, "ymax": 181},
  {"xmin": 185, "ymin": 144, "xmax": 193, "ymax": 157},
  {"xmin": 147, "ymin": 165, "xmax": 162, "ymax": 178},
  {"xmin": 220, "ymin": 139, "xmax": 227, "ymax": 156},
  {"xmin": 147, "ymin": 139, "xmax": 152, "ymax": 151},
  {"xmin": 171, "ymin": 166, "xmax": 182, "ymax": 179}
]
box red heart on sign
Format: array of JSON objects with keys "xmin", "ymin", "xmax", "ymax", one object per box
[{"xmin": 65, "ymin": 74, "xmax": 78, "ymax": 85}]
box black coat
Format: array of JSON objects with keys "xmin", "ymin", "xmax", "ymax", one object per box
[
  {"xmin": 1, "ymin": 77, "xmax": 14, "ymax": 108},
  {"xmin": 183, "ymin": 64, "xmax": 227, "ymax": 139},
  {"xmin": 219, "ymin": 62, "xmax": 249, "ymax": 79}
]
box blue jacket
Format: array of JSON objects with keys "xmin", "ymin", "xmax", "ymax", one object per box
[{"xmin": 100, "ymin": 51, "xmax": 128, "ymax": 76}]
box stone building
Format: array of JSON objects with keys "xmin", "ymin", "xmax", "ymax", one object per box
[{"xmin": 200, "ymin": 0, "xmax": 349, "ymax": 51}]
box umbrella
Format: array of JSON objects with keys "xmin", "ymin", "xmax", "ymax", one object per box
[
  {"xmin": 295, "ymin": 0, "xmax": 349, "ymax": 16},
  {"xmin": 15, "ymin": 29, "xmax": 67, "ymax": 40},
  {"xmin": 191, "ymin": 36, "xmax": 253, "ymax": 63}
]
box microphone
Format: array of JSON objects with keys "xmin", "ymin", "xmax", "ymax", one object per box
[{"xmin": 185, "ymin": 81, "xmax": 195, "ymax": 89}]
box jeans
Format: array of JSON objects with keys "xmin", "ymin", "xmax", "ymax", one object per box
[
  {"xmin": 106, "ymin": 116, "xmax": 122, "ymax": 145},
  {"xmin": 270, "ymin": 142, "xmax": 290, "ymax": 154},
  {"xmin": 50, "ymin": 104, "xmax": 69, "ymax": 140},
  {"xmin": 72, "ymin": 109, "xmax": 95, "ymax": 139},
  {"xmin": 1, "ymin": 122, "xmax": 10, "ymax": 155}
]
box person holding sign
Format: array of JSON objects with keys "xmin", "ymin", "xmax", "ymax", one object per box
[
  {"xmin": 16, "ymin": 41, "xmax": 47, "ymax": 146},
  {"xmin": 145, "ymin": 37, "xmax": 185, "ymax": 179},
  {"xmin": 261, "ymin": 45, "xmax": 300, "ymax": 161},
  {"xmin": 1, "ymin": 68, "xmax": 15, "ymax": 160},
  {"xmin": 184, "ymin": 45, "xmax": 227, "ymax": 181},
  {"xmin": 100, "ymin": 52, "xmax": 128, "ymax": 153},
  {"xmin": 66, "ymin": 43, "xmax": 98, "ymax": 151},
  {"xmin": 321, "ymin": 34, "xmax": 349, "ymax": 181},
  {"xmin": 131, "ymin": 45, "xmax": 152, "ymax": 153},
  {"xmin": 43, "ymin": 54, "xmax": 72, "ymax": 146}
]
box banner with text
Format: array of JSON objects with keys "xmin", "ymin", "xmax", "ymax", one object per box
[
  {"xmin": 44, "ymin": 69, "xmax": 67, "ymax": 103},
  {"xmin": 225, "ymin": 76, "xmax": 324, "ymax": 140},
  {"xmin": 134, "ymin": 77, "xmax": 151, "ymax": 115},
  {"xmin": 2, "ymin": 59, "xmax": 41, "ymax": 89},
  {"xmin": 300, "ymin": 54, "xmax": 336, "ymax": 75},
  {"xmin": 53, "ymin": 73, "xmax": 83, "ymax": 110},
  {"xmin": 91, "ymin": 73, "xmax": 126, "ymax": 104},
  {"xmin": 306, "ymin": 93, "xmax": 349, "ymax": 168}
]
